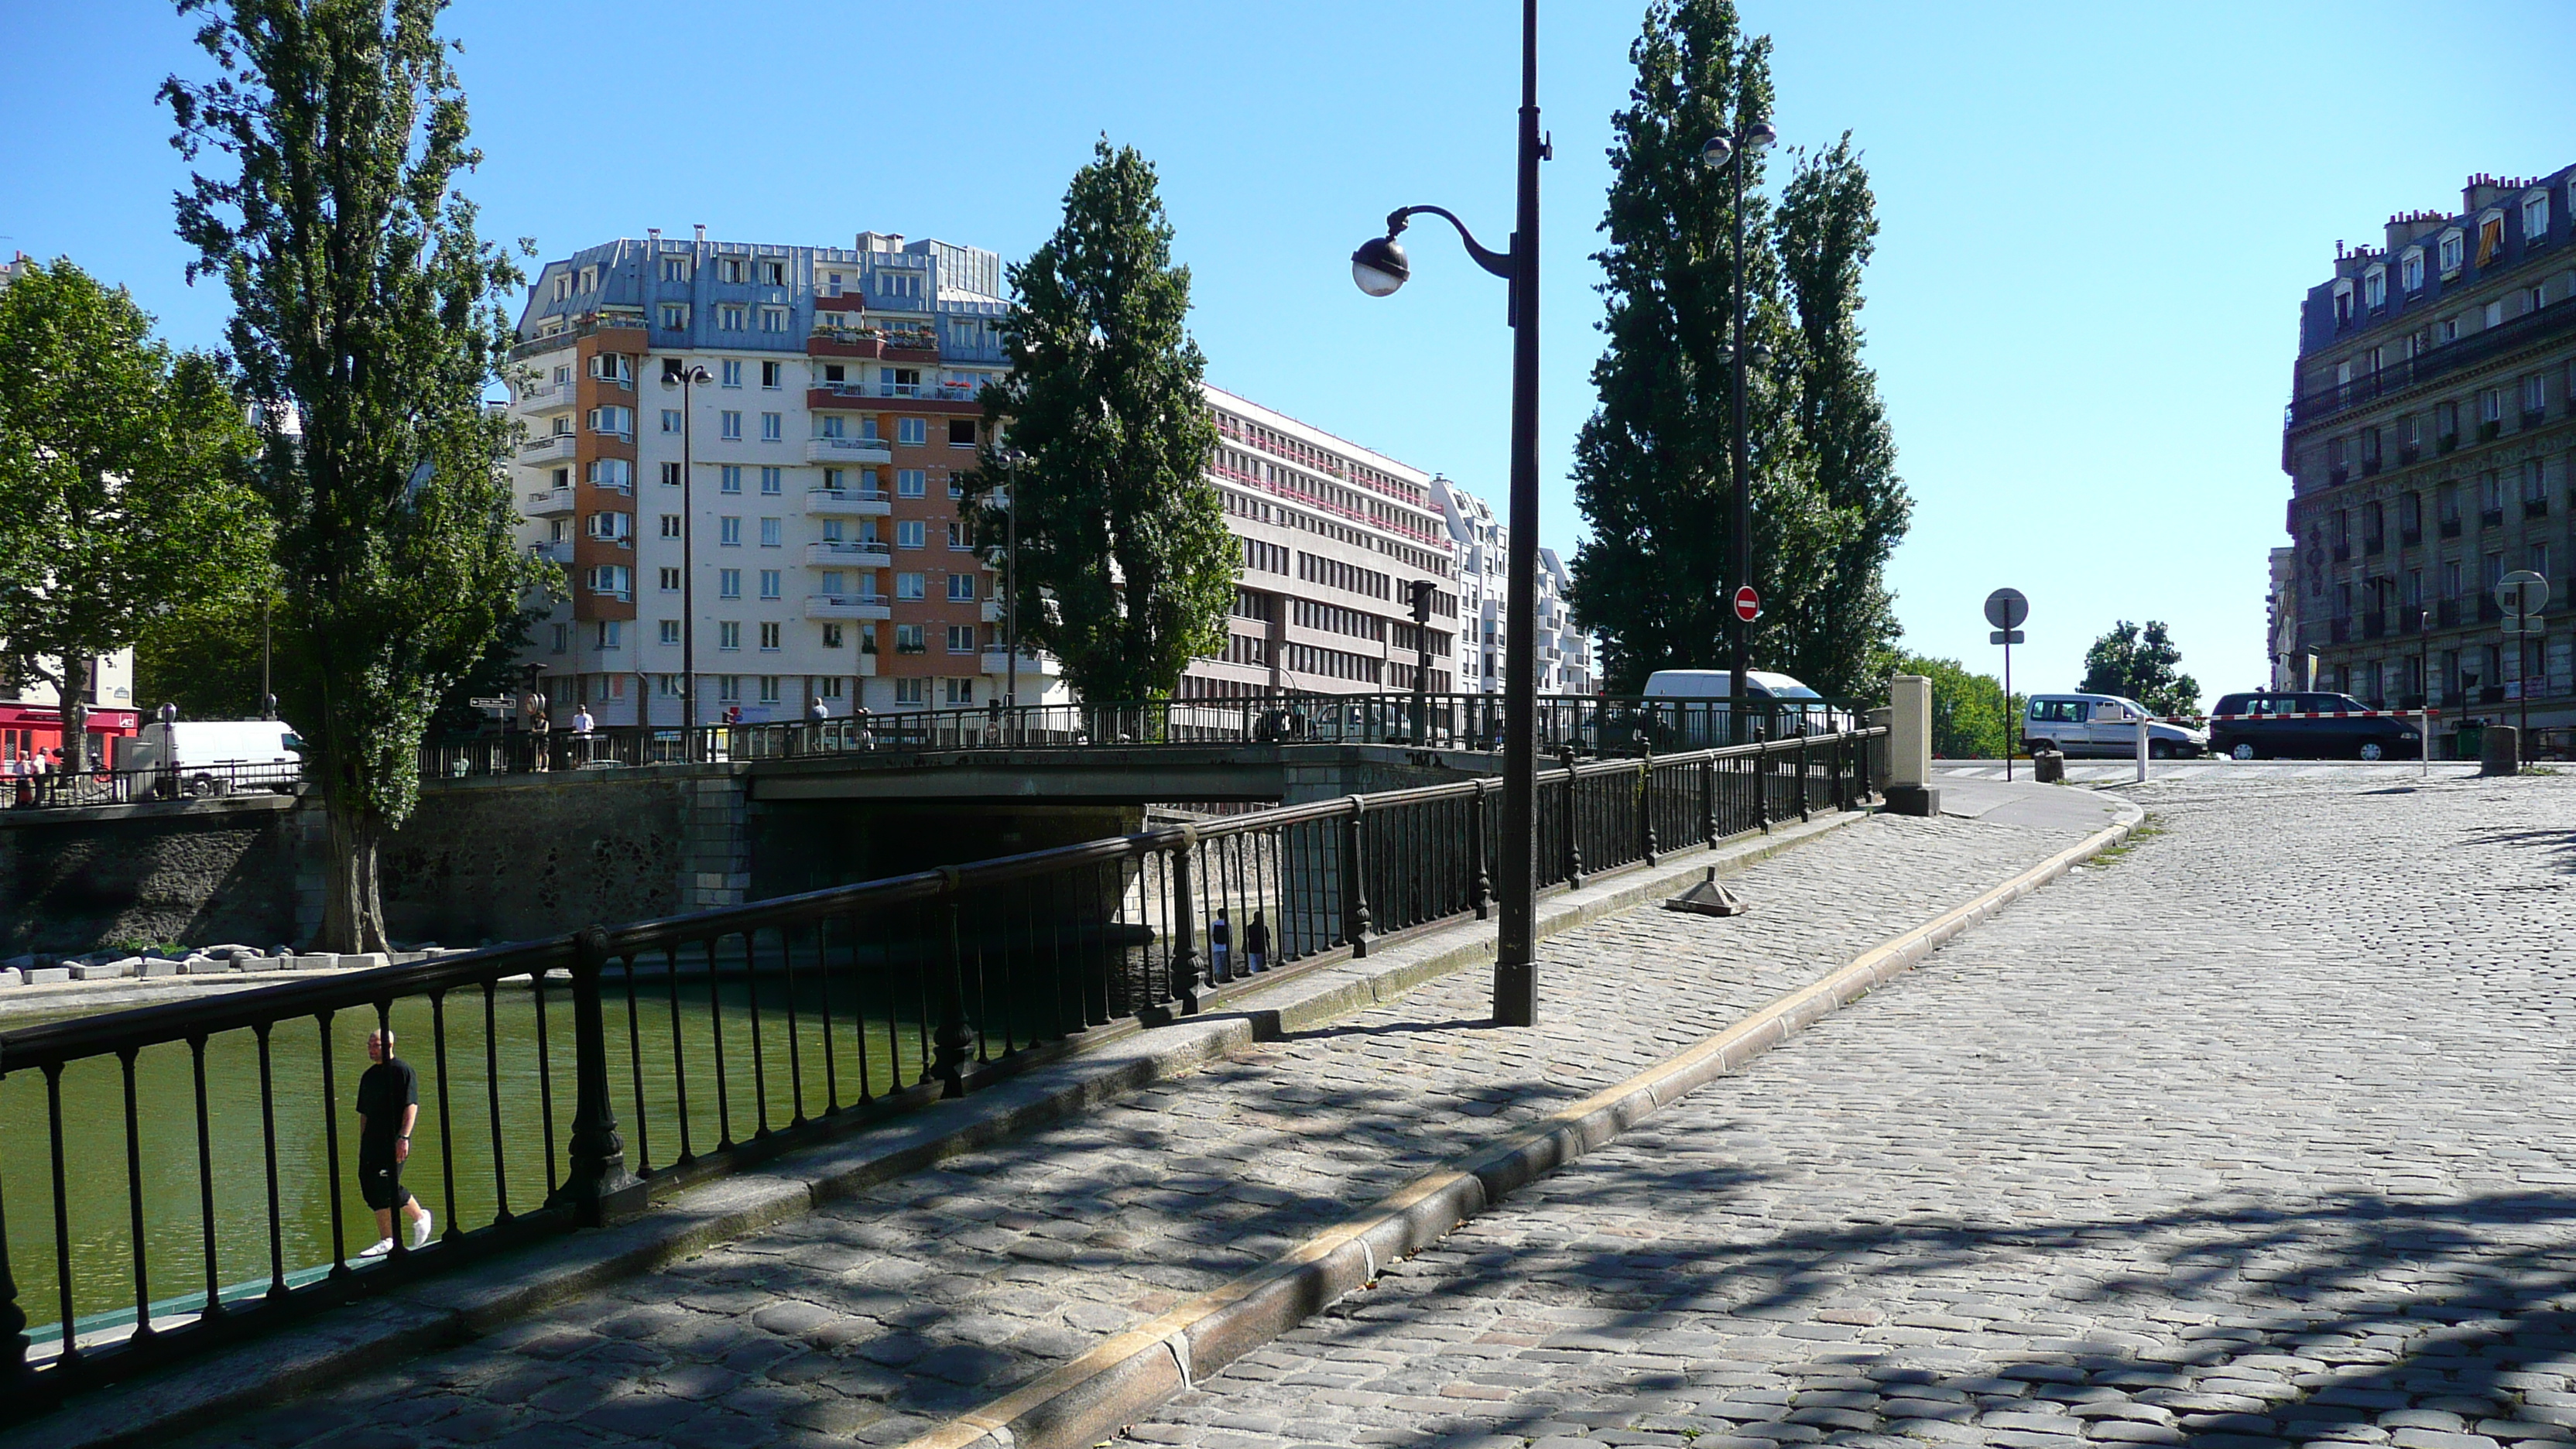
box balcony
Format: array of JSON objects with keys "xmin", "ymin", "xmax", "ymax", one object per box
[
  {"xmin": 2362, "ymin": 610, "xmax": 2387, "ymax": 640},
  {"xmin": 980, "ymin": 599, "xmax": 1005, "ymax": 623},
  {"xmin": 519, "ymin": 433, "xmax": 578, "ymax": 465},
  {"xmin": 2328, "ymin": 466, "xmax": 2350, "ymax": 487},
  {"xmin": 981, "ymin": 648, "xmax": 1055, "ymax": 677},
  {"xmin": 2479, "ymin": 420, "xmax": 2502, "ymax": 442},
  {"xmin": 806, "ymin": 540, "xmax": 889, "ymax": 567},
  {"xmin": 2329, "ymin": 617, "xmax": 2351, "ymax": 644},
  {"xmin": 2400, "ymin": 528, "xmax": 2423, "ymax": 546},
  {"xmin": 806, "ymin": 437, "xmax": 894, "ymax": 465},
  {"xmin": 2399, "ymin": 608, "xmax": 2424, "ymax": 635},
  {"xmin": 531, "ymin": 540, "xmax": 574, "ymax": 564},
  {"xmin": 2399, "ymin": 442, "xmax": 2420, "ymax": 464},
  {"xmin": 2440, "ymin": 518, "xmax": 2463, "ymax": 538},
  {"xmin": 806, "ymin": 486, "xmax": 892, "ymax": 516},
  {"xmin": 2439, "ymin": 599, "xmax": 2462, "ymax": 628},
  {"xmin": 516, "ymin": 380, "xmax": 572, "ymax": 410},
  {"xmin": 2363, "ymin": 536, "xmax": 2384, "ymax": 556},
  {"xmin": 2481, "ymin": 596, "xmax": 2506, "ymax": 623},
  {"xmin": 803, "ymin": 595, "xmax": 892, "ymax": 622},
  {"xmin": 2526, "ymin": 498, "xmax": 2551, "ymax": 519},
  {"xmin": 2285, "ymin": 295, "xmax": 2576, "ymax": 427},
  {"xmin": 2482, "ymin": 509, "xmax": 2505, "ymax": 529},
  {"xmin": 2332, "ymin": 543, "xmax": 2352, "ymax": 562},
  {"xmin": 522, "ymin": 487, "xmax": 574, "ymax": 518},
  {"xmin": 2525, "ymin": 409, "xmax": 2549, "ymax": 430}
]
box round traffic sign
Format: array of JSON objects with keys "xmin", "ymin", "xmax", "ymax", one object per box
[
  {"xmin": 1985, "ymin": 587, "xmax": 2030, "ymax": 631},
  {"xmin": 2498, "ymin": 569, "xmax": 2550, "ymax": 617},
  {"xmin": 1732, "ymin": 585, "xmax": 1761, "ymax": 623}
]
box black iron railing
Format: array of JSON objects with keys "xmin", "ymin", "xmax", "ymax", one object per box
[
  {"xmin": 0, "ymin": 759, "xmax": 302, "ymax": 813},
  {"xmin": 420, "ymin": 693, "xmax": 1862, "ymax": 779},
  {"xmin": 0, "ymin": 726, "xmax": 1879, "ymax": 1410}
]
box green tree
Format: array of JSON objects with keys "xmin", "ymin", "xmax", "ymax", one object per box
[
  {"xmin": 1889, "ymin": 653, "xmax": 2021, "ymax": 760},
  {"xmin": 166, "ymin": 0, "xmax": 543, "ymax": 951},
  {"xmin": 2078, "ymin": 620, "xmax": 2201, "ymax": 717},
  {"xmin": 135, "ymin": 589, "xmax": 283, "ymax": 723},
  {"xmin": 963, "ymin": 139, "xmax": 1233, "ymax": 704},
  {"xmin": 1567, "ymin": 0, "xmax": 1909, "ymax": 700},
  {"xmin": 0, "ymin": 259, "xmax": 268, "ymax": 769}
]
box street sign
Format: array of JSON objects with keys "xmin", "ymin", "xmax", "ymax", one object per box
[
  {"xmin": 1990, "ymin": 629, "xmax": 2025, "ymax": 645},
  {"xmin": 2498, "ymin": 570, "xmax": 2550, "ymax": 617},
  {"xmin": 1985, "ymin": 587, "xmax": 2029, "ymax": 631},
  {"xmin": 1732, "ymin": 585, "xmax": 1761, "ymax": 623},
  {"xmin": 1985, "ymin": 588, "xmax": 2027, "ymax": 782}
]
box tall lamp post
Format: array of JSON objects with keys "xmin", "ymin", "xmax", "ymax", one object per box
[
  {"xmin": 1350, "ymin": 0, "xmax": 1545, "ymax": 1026},
  {"xmin": 998, "ymin": 447, "xmax": 1023, "ymax": 717},
  {"xmin": 1698, "ymin": 117, "xmax": 1776, "ymax": 726},
  {"xmin": 660, "ymin": 362, "xmax": 711, "ymax": 755}
]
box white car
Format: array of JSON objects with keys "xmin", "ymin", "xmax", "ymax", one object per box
[{"xmin": 2021, "ymin": 693, "xmax": 2207, "ymax": 759}]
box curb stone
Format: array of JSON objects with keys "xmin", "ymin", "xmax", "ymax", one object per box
[
  {"xmin": 899, "ymin": 800, "xmax": 2144, "ymax": 1449},
  {"xmin": 4, "ymin": 810, "xmax": 1869, "ymax": 1449}
]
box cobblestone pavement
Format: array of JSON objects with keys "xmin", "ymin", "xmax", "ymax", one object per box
[
  {"xmin": 1121, "ymin": 771, "xmax": 2576, "ymax": 1449},
  {"xmin": 160, "ymin": 807, "xmax": 2091, "ymax": 1449}
]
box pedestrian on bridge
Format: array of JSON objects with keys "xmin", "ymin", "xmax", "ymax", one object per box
[
  {"xmin": 355, "ymin": 1028, "xmax": 432, "ymax": 1259},
  {"xmin": 1209, "ymin": 908, "xmax": 1231, "ymax": 981},
  {"xmin": 1245, "ymin": 911, "xmax": 1269, "ymax": 974}
]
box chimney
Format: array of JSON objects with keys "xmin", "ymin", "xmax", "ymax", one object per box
[
  {"xmin": 648, "ymin": 227, "xmax": 662, "ymax": 250},
  {"xmin": 2465, "ymin": 173, "xmax": 2507, "ymax": 213},
  {"xmin": 694, "ymin": 223, "xmax": 707, "ymax": 246}
]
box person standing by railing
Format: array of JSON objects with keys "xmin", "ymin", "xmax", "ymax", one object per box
[
  {"xmin": 1245, "ymin": 910, "xmax": 1269, "ymax": 974},
  {"xmin": 1209, "ymin": 907, "xmax": 1231, "ymax": 982},
  {"xmin": 570, "ymin": 704, "xmax": 594, "ymax": 767},
  {"xmin": 355, "ymin": 1028, "xmax": 433, "ymax": 1258}
]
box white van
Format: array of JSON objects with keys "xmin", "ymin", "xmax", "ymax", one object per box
[
  {"xmin": 2021, "ymin": 694, "xmax": 2207, "ymax": 759},
  {"xmin": 114, "ymin": 720, "xmax": 305, "ymax": 796},
  {"xmin": 1633, "ymin": 669, "xmax": 1844, "ymax": 745}
]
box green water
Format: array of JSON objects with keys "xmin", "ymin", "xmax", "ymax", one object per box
[{"xmin": 2, "ymin": 970, "xmax": 947, "ymax": 1348}]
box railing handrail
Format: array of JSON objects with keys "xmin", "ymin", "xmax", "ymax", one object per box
[{"xmin": 8, "ymin": 726, "xmax": 1878, "ymax": 1073}]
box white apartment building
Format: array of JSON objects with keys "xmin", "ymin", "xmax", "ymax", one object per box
[
  {"xmin": 1184, "ymin": 387, "xmax": 1458, "ymax": 699},
  {"xmin": 505, "ymin": 228, "xmax": 1063, "ymax": 724},
  {"xmin": 1430, "ymin": 476, "xmax": 1598, "ymax": 696}
]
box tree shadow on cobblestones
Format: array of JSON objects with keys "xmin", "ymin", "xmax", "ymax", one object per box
[
  {"xmin": 1260, "ymin": 1182, "xmax": 2576, "ymax": 1449},
  {"xmin": 2456, "ymin": 825, "xmax": 2576, "ymax": 873}
]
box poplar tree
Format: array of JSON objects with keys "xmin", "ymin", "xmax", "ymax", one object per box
[
  {"xmin": 0, "ymin": 259, "xmax": 268, "ymax": 769},
  {"xmin": 1568, "ymin": 0, "xmax": 1909, "ymax": 698},
  {"xmin": 165, "ymin": 0, "xmax": 541, "ymax": 951},
  {"xmin": 963, "ymin": 139, "xmax": 1233, "ymax": 704}
]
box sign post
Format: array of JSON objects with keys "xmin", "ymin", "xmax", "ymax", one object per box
[
  {"xmin": 1985, "ymin": 588, "xmax": 2029, "ymax": 781},
  {"xmin": 1732, "ymin": 587, "xmax": 1762, "ymax": 743},
  {"xmin": 2499, "ymin": 570, "xmax": 2550, "ymax": 766}
]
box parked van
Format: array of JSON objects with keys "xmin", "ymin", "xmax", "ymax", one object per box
[
  {"xmin": 113, "ymin": 719, "xmax": 304, "ymax": 796},
  {"xmin": 1628, "ymin": 669, "xmax": 1845, "ymax": 747},
  {"xmin": 2021, "ymin": 694, "xmax": 2207, "ymax": 759}
]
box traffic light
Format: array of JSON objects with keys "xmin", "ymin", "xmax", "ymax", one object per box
[{"xmin": 1410, "ymin": 579, "xmax": 1434, "ymax": 625}]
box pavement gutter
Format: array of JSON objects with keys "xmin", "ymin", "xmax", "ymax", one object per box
[
  {"xmin": 901, "ymin": 799, "xmax": 2145, "ymax": 1449},
  {"xmin": 8, "ymin": 808, "xmax": 1869, "ymax": 1449}
]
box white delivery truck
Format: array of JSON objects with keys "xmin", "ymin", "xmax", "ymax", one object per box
[
  {"xmin": 113, "ymin": 719, "xmax": 305, "ymax": 796},
  {"xmin": 1633, "ymin": 668, "xmax": 1844, "ymax": 747}
]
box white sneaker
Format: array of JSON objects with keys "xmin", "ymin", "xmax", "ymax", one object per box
[
  {"xmin": 358, "ymin": 1237, "xmax": 394, "ymax": 1259},
  {"xmin": 409, "ymin": 1211, "xmax": 434, "ymax": 1251}
]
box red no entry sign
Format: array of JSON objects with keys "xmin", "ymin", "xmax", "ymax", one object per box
[{"xmin": 1732, "ymin": 585, "xmax": 1760, "ymax": 622}]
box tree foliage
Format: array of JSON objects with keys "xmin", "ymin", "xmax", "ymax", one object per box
[
  {"xmin": 2078, "ymin": 620, "xmax": 2201, "ymax": 718},
  {"xmin": 1567, "ymin": 0, "xmax": 1909, "ymax": 698},
  {"xmin": 0, "ymin": 259, "xmax": 268, "ymax": 768},
  {"xmin": 165, "ymin": 0, "xmax": 543, "ymax": 951},
  {"xmin": 964, "ymin": 139, "xmax": 1234, "ymax": 704},
  {"xmin": 1889, "ymin": 653, "xmax": 2021, "ymax": 760}
]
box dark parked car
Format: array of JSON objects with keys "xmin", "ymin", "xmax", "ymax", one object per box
[{"xmin": 2209, "ymin": 692, "xmax": 2420, "ymax": 761}]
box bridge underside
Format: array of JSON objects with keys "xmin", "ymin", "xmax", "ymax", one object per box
[{"xmin": 746, "ymin": 743, "xmax": 1499, "ymax": 807}]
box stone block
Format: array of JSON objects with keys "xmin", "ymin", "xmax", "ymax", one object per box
[
  {"xmin": 182, "ymin": 955, "xmax": 231, "ymax": 975},
  {"xmin": 0, "ymin": 969, "xmax": 20, "ymax": 988},
  {"xmin": 240, "ymin": 956, "xmax": 285, "ymax": 972},
  {"xmin": 139, "ymin": 960, "xmax": 182, "ymax": 978},
  {"xmin": 25, "ymin": 967, "xmax": 70, "ymax": 985},
  {"xmin": 70, "ymin": 962, "xmax": 135, "ymax": 981},
  {"xmin": 344, "ymin": 951, "xmax": 391, "ymax": 972},
  {"xmin": 1884, "ymin": 785, "xmax": 1942, "ymax": 818},
  {"xmin": 293, "ymin": 953, "xmax": 340, "ymax": 972}
]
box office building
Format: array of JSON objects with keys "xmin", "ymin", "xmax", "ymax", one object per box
[{"xmin": 1430, "ymin": 477, "xmax": 1597, "ymax": 697}]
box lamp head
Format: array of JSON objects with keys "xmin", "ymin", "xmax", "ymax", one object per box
[
  {"xmin": 1700, "ymin": 134, "xmax": 1733, "ymax": 167},
  {"xmin": 1745, "ymin": 120, "xmax": 1778, "ymax": 152},
  {"xmin": 1350, "ymin": 235, "xmax": 1410, "ymax": 298}
]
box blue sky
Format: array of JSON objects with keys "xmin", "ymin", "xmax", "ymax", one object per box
[{"xmin": 5, "ymin": 0, "xmax": 2572, "ymax": 705}]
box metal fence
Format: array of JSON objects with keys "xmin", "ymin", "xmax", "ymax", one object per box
[
  {"xmin": 0, "ymin": 725, "xmax": 1879, "ymax": 1412},
  {"xmin": 0, "ymin": 759, "xmax": 301, "ymax": 813},
  {"xmin": 419, "ymin": 694, "xmax": 1861, "ymax": 779}
]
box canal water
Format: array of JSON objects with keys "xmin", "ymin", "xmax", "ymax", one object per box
[{"xmin": 2, "ymin": 971, "xmax": 934, "ymax": 1348}]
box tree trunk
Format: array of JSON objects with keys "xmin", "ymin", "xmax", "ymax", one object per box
[
  {"xmin": 61, "ymin": 655, "xmax": 91, "ymax": 776},
  {"xmin": 317, "ymin": 795, "xmax": 392, "ymax": 953}
]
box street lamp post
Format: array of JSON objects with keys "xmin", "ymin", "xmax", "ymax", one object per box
[
  {"xmin": 1001, "ymin": 448, "xmax": 1023, "ymax": 718},
  {"xmin": 1699, "ymin": 117, "xmax": 1776, "ymax": 731},
  {"xmin": 1351, "ymin": 0, "xmax": 1545, "ymax": 1026},
  {"xmin": 661, "ymin": 363, "xmax": 711, "ymax": 756}
]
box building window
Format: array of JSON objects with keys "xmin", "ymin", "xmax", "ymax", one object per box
[
  {"xmin": 819, "ymin": 623, "xmax": 844, "ymax": 649},
  {"xmin": 716, "ymin": 674, "xmax": 741, "ymax": 701},
  {"xmin": 759, "ymin": 360, "xmax": 783, "ymax": 390},
  {"xmin": 759, "ymin": 412, "xmax": 781, "ymax": 442},
  {"xmin": 659, "ymin": 257, "xmax": 690, "ymax": 283},
  {"xmin": 948, "ymin": 419, "xmax": 977, "ymax": 447},
  {"xmin": 944, "ymin": 677, "xmax": 975, "ymax": 705},
  {"xmin": 759, "ymin": 569, "xmax": 782, "ymax": 600},
  {"xmin": 719, "ymin": 568, "xmax": 742, "ymax": 598},
  {"xmin": 719, "ymin": 517, "xmax": 742, "ymax": 546},
  {"xmin": 760, "ymin": 517, "xmax": 783, "ymax": 547},
  {"xmin": 896, "ymin": 520, "xmax": 927, "ymax": 550},
  {"xmin": 659, "ymin": 303, "xmax": 688, "ymax": 330},
  {"xmin": 659, "ymin": 619, "xmax": 680, "ymax": 646},
  {"xmin": 660, "ymin": 514, "xmax": 683, "ymax": 539},
  {"xmin": 587, "ymin": 457, "xmax": 632, "ymax": 491},
  {"xmin": 2402, "ymin": 249, "xmax": 2424, "ymax": 293},
  {"xmin": 945, "ymin": 625, "xmax": 976, "ymax": 653},
  {"xmin": 718, "ymin": 258, "xmax": 746, "ymax": 284},
  {"xmin": 721, "ymin": 410, "xmax": 742, "ymax": 440},
  {"xmin": 760, "ymin": 307, "xmax": 788, "ymax": 334},
  {"xmin": 896, "ymin": 571, "xmax": 926, "ymax": 601},
  {"xmin": 2527, "ymin": 191, "xmax": 2554, "ymax": 243},
  {"xmin": 895, "ymin": 623, "xmax": 927, "ymax": 653},
  {"xmin": 818, "ymin": 415, "xmax": 845, "ymax": 440},
  {"xmin": 895, "ymin": 677, "xmax": 927, "ymax": 704},
  {"xmin": 947, "ymin": 573, "xmax": 976, "ymax": 601},
  {"xmin": 717, "ymin": 465, "xmax": 742, "ymax": 495},
  {"xmin": 718, "ymin": 622, "xmax": 742, "ymax": 650},
  {"xmin": 659, "ymin": 567, "xmax": 681, "ymax": 591},
  {"xmin": 2363, "ymin": 266, "xmax": 2386, "ymax": 309},
  {"xmin": 720, "ymin": 304, "xmax": 746, "ymax": 331},
  {"xmin": 897, "ymin": 417, "xmax": 928, "ymax": 447},
  {"xmin": 2439, "ymin": 230, "xmax": 2465, "ymax": 275},
  {"xmin": 721, "ymin": 360, "xmax": 743, "ymax": 388},
  {"xmin": 759, "ymin": 622, "xmax": 781, "ymax": 651},
  {"xmin": 896, "ymin": 468, "xmax": 927, "ymax": 498},
  {"xmin": 756, "ymin": 466, "xmax": 780, "ymax": 495},
  {"xmin": 661, "ymin": 409, "xmax": 683, "ymax": 434},
  {"xmin": 2523, "ymin": 374, "xmax": 2547, "ymax": 417},
  {"xmin": 587, "ymin": 406, "xmax": 633, "ymax": 437},
  {"xmin": 661, "ymin": 461, "xmax": 682, "ymax": 487}
]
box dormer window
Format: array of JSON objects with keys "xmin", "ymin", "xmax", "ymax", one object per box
[
  {"xmin": 659, "ymin": 257, "xmax": 690, "ymax": 283},
  {"xmin": 2526, "ymin": 191, "xmax": 2551, "ymax": 244},
  {"xmin": 2402, "ymin": 248, "xmax": 2425, "ymax": 293},
  {"xmin": 762, "ymin": 260, "xmax": 787, "ymax": 286},
  {"xmin": 2332, "ymin": 281, "xmax": 2354, "ymax": 328},
  {"xmin": 577, "ymin": 265, "xmax": 599, "ymax": 293},
  {"xmin": 2363, "ymin": 266, "xmax": 2386, "ymax": 309},
  {"xmin": 719, "ymin": 257, "xmax": 746, "ymax": 284},
  {"xmin": 2440, "ymin": 229, "xmax": 2465, "ymax": 276},
  {"xmin": 550, "ymin": 273, "xmax": 573, "ymax": 303}
]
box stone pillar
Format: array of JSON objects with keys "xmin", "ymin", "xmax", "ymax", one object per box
[
  {"xmin": 682, "ymin": 770, "xmax": 751, "ymax": 909},
  {"xmin": 1882, "ymin": 674, "xmax": 1940, "ymax": 817},
  {"xmin": 2482, "ymin": 724, "xmax": 2521, "ymax": 777}
]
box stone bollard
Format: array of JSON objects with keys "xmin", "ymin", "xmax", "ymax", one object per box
[
  {"xmin": 2482, "ymin": 724, "xmax": 2522, "ymax": 777},
  {"xmin": 2032, "ymin": 749, "xmax": 2067, "ymax": 784},
  {"xmin": 1882, "ymin": 674, "xmax": 1941, "ymax": 817}
]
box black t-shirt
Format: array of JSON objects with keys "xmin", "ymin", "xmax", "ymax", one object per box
[{"xmin": 356, "ymin": 1057, "xmax": 417, "ymax": 1150}]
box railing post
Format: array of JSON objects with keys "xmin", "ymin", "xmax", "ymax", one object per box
[
  {"xmin": 1798, "ymin": 734, "xmax": 1812, "ymax": 823},
  {"xmin": 1469, "ymin": 780, "xmax": 1492, "ymax": 920},
  {"xmin": 561, "ymin": 927, "xmax": 646, "ymax": 1226},
  {"xmin": 931, "ymin": 869, "xmax": 975, "ymax": 1098},
  {"xmin": 1754, "ymin": 728, "xmax": 1772, "ymax": 834},
  {"xmin": 1342, "ymin": 797, "xmax": 1372, "ymax": 957},
  {"xmin": 0, "ymin": 1127, "xmax": 33, "ymax": 1402},
  {"xmin": 1169, "ymin": 829, "xmax": 1203, "ymax": 1011},
  {"xmin": 1562, "ymin": 752, "xmax": 1584, "ymax": 889},
  {"xmin": 1701, "ymin": 755, "xmax": 1718, "ymax": 848},
  {"xmin": 1639, "ymin": 759, "xmax": 1657, "ymax": 866}
]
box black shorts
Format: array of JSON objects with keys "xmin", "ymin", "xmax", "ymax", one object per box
[{"xmin": 359, "ymin": 1149, "xmax": 413, "ymax": 1212}]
